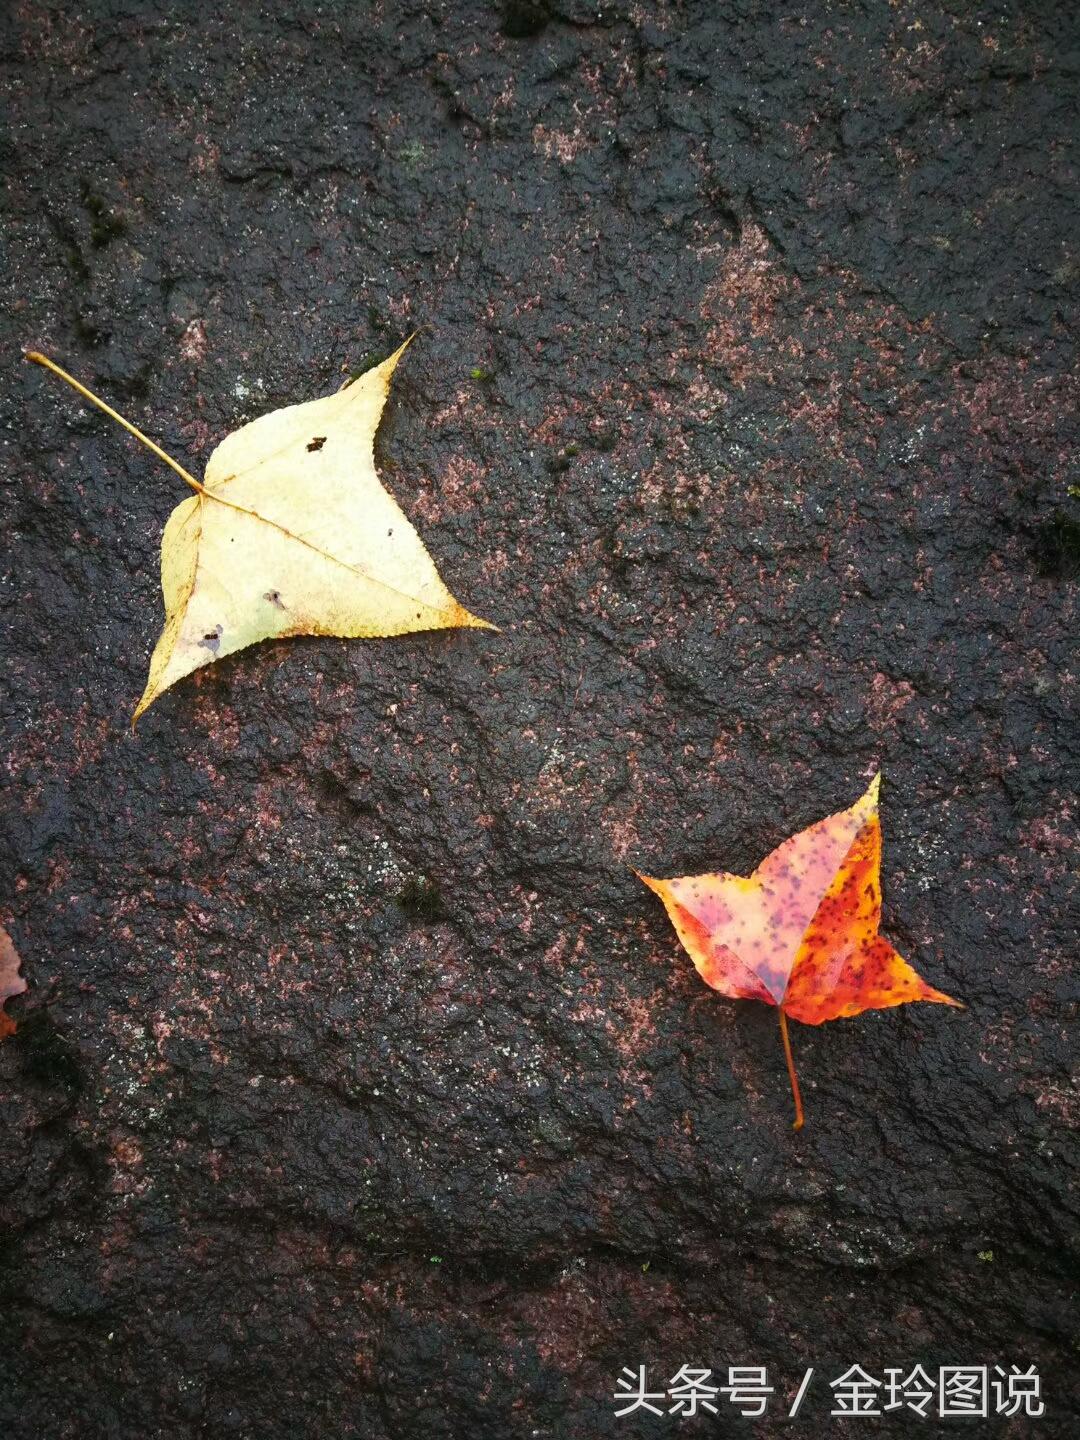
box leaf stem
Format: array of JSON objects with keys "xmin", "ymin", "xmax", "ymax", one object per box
[
  {"xmin": 778, "ymin": 1008, "xmax": 804, "ymax": 1131},
  {"xmin": 25, "ymin": 351, "xmax": 207, "ymax": 496}
]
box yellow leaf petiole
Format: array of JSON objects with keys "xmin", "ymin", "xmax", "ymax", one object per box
[{"xmin": 25, "ymin": 351, "xmax": 207, "ymax": 497}]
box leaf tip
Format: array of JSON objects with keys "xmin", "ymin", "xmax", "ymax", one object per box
[
  {"xmin": 131, "ymin": 686, "xmax": 156, "ymax": 729},
  {"xmin": 453, "ymin": 603, "xmax": 500, "ymax": 633},
  {"xmin": 848, "ymin": 770, "xmax": 882, "ymax": 826},
  {"xmin": 634, "ymin": 869, "xmax": 664, "ymax": 896},
  {"xmin": 380, "ymin": 331, "xmax": 420, "ymax": 379}
]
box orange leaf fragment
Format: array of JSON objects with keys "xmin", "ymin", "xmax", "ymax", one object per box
[
  {"xmin": 638, "ymin": 774, "xmax": 962, "ymax": 1129},
  {"xmin": 0, "ymin": 923, "xmax": 27, "ymax": 1040}
]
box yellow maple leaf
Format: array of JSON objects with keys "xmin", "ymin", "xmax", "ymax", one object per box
[{"xmin": 27, "ymin": 343, "xmax": 495, "ymax": 723}]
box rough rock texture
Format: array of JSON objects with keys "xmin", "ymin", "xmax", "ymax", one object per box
[{"xmin": 2, "ymin": 2, "xmax": 1077, "ymax": 1436}]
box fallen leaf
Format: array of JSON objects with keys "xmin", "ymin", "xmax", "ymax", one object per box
[
  {"xmin": 638, "ymin": 774, "xmax": 961, "ymax": 1129},
  {"xmin": 0, "ymin": 923, "xmax": 27, "ymax": 1039},
  {"xmin": 27, "ymin": 343, "xmax": 495, "ymax": 722}
]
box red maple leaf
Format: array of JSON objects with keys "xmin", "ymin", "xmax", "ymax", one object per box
[
  {"xmin": 638, "ymin": 774, "xmax": 962, "ymax": 1129},
  {"xmin": 0, "ymin": 922, "xmax": 27, "ymax": 1040}
]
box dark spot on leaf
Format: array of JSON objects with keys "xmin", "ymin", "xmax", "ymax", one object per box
[
  {"xmin": 200, "ymin": 625, "xmax": 223, "ymax": 653},
  {"xmin": 264, "ymin": 590, "xmax": 286, "ymax": 609},
  {"xmin": 307, "ymin": 436, "xmax": 326, "ymax": 452}
]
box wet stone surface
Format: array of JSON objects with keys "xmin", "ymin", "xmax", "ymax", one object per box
[{"xmin": 1, "ymin": 2, "xmax": 1078, "ymax": 1436}]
